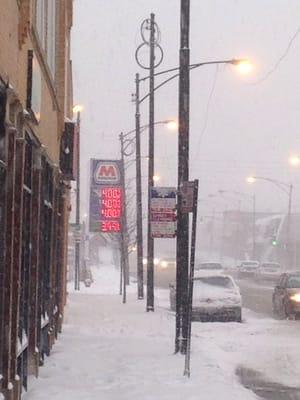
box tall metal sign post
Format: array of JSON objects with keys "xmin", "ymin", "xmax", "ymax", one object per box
[
  {"xmin": 176, "ymin": 0, "xmax": 191, "ymax": 354},
  {"xmin": 183, "ymin": 180, "xmax": 199, "ymax": 377}
]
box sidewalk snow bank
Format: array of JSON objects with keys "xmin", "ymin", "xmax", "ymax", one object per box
[{"xmin": 23, "ymin": 265, "xmax": 257, "ymax": 400}]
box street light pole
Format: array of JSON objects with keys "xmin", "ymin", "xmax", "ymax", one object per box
[
  {"xmin": 252, "ymin": 194, "xmax": 256, "ymax": 260},
  {"xmin": 146, "ymin": 13, "xmax": 156, "ymax": 312},
  {"xmin": 135, "ymin": 73, "xmax": 144, "ymax": 300},
  {"xmin": 74, "ymin": 109, "xmax": 81, "ymax": 291},
  {"xmin": 247, "ymin": 176, "xmax": 293, "ymax": 267},
  {"xmin": 287, "ymin": 184, "xmax": 293, "ymax": 266},
  {"xmin": 176, "ymin": 0, "xmax": 190, "ymax": 354},
  {"xmin": 120, "ymin": 132, "xmax": 128, "ymax": 303}
]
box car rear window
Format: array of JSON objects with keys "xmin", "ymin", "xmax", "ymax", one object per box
[
  {"xmin": 196, "ymin": 263, "xmax": 223, "ymax": 270},
  {"xmin": 262, "ymin": 263, "xmax": 280, "ymax": 269},
  {"xmin": 287, "ymin": 275, "xmax": 300, "ymax": 288},
  {"xmin": 194, "ymin": 276, "xmax": 234, "ymax": 289},
  {"xmin": 242, "ymin": 262, "xmax": 258, "ymax": 267}
]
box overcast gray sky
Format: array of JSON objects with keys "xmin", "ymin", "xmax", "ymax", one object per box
[{"xmin": 72, "ymin": 0, "xmax": 300, "ymax": 218}]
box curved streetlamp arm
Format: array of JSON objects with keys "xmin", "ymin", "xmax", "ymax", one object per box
[
  {"xmin": 140, "ymin": 71, "xmax": 181, "ymax": 104},
  {"xmin": 139, "ymin": 58, "xmax": 241, "ymax": 83},
  {"xmin": 139, "ymin": 59, "xmax": 241, "ymax": 105},
  {"xmin": 252, "ymin": 176, "xmax": 291, "ymax": 195},
  {"xmin": 122, "ymin": 119, "xmax": 172, "ymax": 139}
]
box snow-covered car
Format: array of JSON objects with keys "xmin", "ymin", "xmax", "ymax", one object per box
[
  {"xmin": 169, "ymin": 274, "xmax": 242, "ymax": 322},
  {"xmin": 238, "ymin": 260, "xmax": 259, "ymax": 278},
  {"xmin": 272, "ymin": 272, "xmax": 300, "ymax": 319},
  {"xmin": 194, "ymin": 262, "xmax": 224, "ymax": 277},
  {"xmin": 254, "ymin": 262, "xmax": 281, "ymax": 283}
]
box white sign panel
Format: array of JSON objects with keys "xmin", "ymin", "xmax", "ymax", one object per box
[{"xmin": 150, "ymin": 187, "xmax": 177, "ymax": 238}]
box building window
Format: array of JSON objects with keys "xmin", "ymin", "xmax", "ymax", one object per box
[{"xmin": 35, "ymin": 0, "xmax": 56, "ymax": 78}]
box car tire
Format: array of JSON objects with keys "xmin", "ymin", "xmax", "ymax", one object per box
[{"xmin": 235, "ymin": 309, "xmax": 242, "ymax": 323}]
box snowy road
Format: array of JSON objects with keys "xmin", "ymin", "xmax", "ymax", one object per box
[
  {"xmin": 237, "ymin": 278, "xmax": 274, "ymax": 317},
  {"xmin": 23, "ymin": 266, "xmax": 300, "ymax": 400}
]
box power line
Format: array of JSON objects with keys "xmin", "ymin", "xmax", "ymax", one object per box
[
  {"xmin": 191, "ymin": 65, "xmax": 219, "ymax": 165},
  {"xmin": 252, "ymin": 25, "xmax": 300, "ymax": 85}
]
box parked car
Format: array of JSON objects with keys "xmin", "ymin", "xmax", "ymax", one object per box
[
  {"xmin": 238, "ymin": 260, "xmax": 259, "ymax": 278},
  {"xmin": 254, "ymin": 262, "xmax": 281, "ymax": 283},
  {"xmin": 194, "ymin": 262, "xmax": 224, "ymax": 277},
  {"xmin": 272, "ymin": 272, "xmax": 300, "ymax": 319},
  {"xmin": 155, "ymin": 258, "xmax": 176, "ymax": 288},
  {"xmin": 169, "ymin": 274, "xmax": 242, "ymax": 322}
]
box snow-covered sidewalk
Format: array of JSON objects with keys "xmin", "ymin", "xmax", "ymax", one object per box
[{"xmin": 23, "ymin": 265, "xmax": 300, "ymax": 400}]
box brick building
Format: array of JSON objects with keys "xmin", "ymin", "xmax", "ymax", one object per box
[{"xmin": 0, "ymin": 1, "xmax": 74, "ymax": 399}]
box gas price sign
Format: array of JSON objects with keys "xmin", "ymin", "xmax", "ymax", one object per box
[
  {"xmin": 100, "ymin": 187, "xmax": 122, "ymax": 232},
  {"xmin": 89, "ymin": 159, "xmax": 124, "ymax": 233}
]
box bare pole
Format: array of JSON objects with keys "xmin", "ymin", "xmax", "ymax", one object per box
[
  {"xmin": 252, "ymin": 194, "xmax": 256, "ymax": 260},
  {"xmin": 184, "ymin": 179, "xmax": 199, "ymax": 377},
  {"xmin": 175, "ymin": 0, "xmax": 190, "ymax": 354},
  {"xmin": 146, "ymin": 13, "xmax": 155, "ymax": 312},
  {"xmin": 135, "ymin": 73, "xmax": 144, "ymax": 299},
  {"xmin": 287, "ymin": 184, "xmax": 293, "ymax": 268},
  {"xmin": 120, "ymin": 132, "xmax": 127, "ymax": 303},
  {"xmin": 74, "ymin": 111, "xmax": 81, "ymax": 291}
]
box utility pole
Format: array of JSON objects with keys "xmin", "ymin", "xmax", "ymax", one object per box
[
  {"xmin": 287, "ymin": 184, "xmax": 293, "ymax": 268},
  {"xmin": 120, "ymin": 132, "xmax": 128, "ymax": 303},
  {"xmin": 252, "ymin": 194, "xmax": 256, "ymax": 260},
  {"xmin": 176, "ymin": 0, "xmax": 190, "ymax": 354},
  {"xmin": 209, "ymin": 209, "xmax": 215, "ymax": 257},
  {"xmin": 146, "ymin": 13, "xmax": 155, "ymax": 312},
  {"xmin": 74, "ymin": 110, "xmax": 81, "ymax": 291},
  {"xmin": 135, "ymin": 73, "xmax": 144, "ymax": 299}
]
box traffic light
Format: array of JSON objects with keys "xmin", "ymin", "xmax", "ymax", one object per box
[{"xmin": 271, "ymin": 236, "xmax": 278, "ymax": 246}]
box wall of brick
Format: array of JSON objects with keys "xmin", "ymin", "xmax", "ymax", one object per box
[{"xmin": 0, "ymin": 0, "xmax": 73, "ymax": 163}]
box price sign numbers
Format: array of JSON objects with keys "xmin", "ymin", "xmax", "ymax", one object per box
[{"xmin": 100, "ymin": 187, "xmax": 123, "ymax": 232}]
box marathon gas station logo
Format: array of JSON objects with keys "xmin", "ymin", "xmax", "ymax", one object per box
[
  {"xmin": 89, "ymin": 159, "xmax": 123, "ymax": 233},
  {"xmin": 93, "ymin": 161, "xmax": 121, "ymax": 185}
]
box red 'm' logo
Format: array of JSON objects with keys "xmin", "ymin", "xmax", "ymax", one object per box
[{"xmin": 94, "ymin": 162, "xmax": 120, "ymax": 184}]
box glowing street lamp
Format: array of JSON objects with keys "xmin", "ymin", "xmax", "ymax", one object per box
[
  {"xmin": 234, "ymin": 59, "xmax": 253, "ymax": 75},
  {"xmin": 166, "ymin": 119, "xmax": 178, "ymax": 131},
  {"xmin": 73, "ymin": 104, "xmax": 83, "ymax": 115},
  {"xmin": 289, "ymin": 155, "xmax": 300, "ymax": 167},
  {"xmin": 247, "ymin": 176, "xmax": 256, "ymax": 184}
]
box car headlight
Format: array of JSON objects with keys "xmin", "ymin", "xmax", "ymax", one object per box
[
  {"xmin": 160, "ymin": 260, "xmax": 168, "ymax": 269},
  {"xmin": 154, "ymin": 258, "xmax": 160, "ymax": 266},
  {"xmin": 290, "ymin": 293, "xmax": 300, "ymax": 302},
  {"xmin": 142, "ymin": 258, "xmax": 147, "ymax": 266}
]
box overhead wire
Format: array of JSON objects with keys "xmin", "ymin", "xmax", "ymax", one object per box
[
  {"xmin": 191, "ymin": 64, "xmax": 219, "ymax": 166},
  {"xmin": 251, "ymin": 25, "xmax": 300, "ymax": 85}
]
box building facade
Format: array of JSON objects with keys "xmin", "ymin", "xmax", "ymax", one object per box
[{"xmin": 0, "ymin": 1, "xmax": 74, "ymax": 399}]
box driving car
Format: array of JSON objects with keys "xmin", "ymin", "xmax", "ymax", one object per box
[
  {"xmin": 272, "ymin": 272, "xmax": 300, "ymax": 319},
  {"xmin": 169, "ymin": 274, "xmax": 242, "ymax": 322},
  {"xmin": 238, "ymin": 260, "xmax": 259, "ymax": 278},
  {"xmin": 254, "ymin": 262, "xmax": 281, "ymax": 283}
]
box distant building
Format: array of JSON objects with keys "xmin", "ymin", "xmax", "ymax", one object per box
[{"xmin": 0, "ymin": 2, "xmax": 74, "ymax": 399}]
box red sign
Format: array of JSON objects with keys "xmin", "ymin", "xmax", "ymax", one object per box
[
  {"xmin": 94, "ymin": 162, "xmax": 120, "ymax": 184},
  {"xmin": 100, "ymin": 186, "xmax": 122, "ymax": 232}
]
